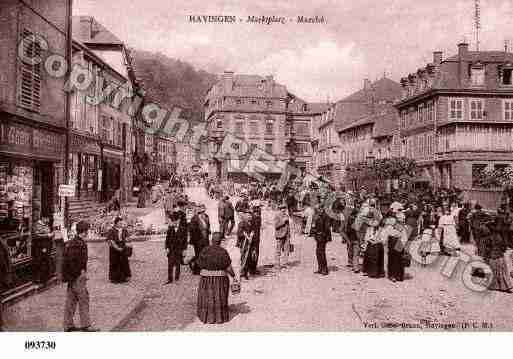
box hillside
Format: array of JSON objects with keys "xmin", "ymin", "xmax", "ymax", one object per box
[{"xmin": 130, "ymin": 49, "xmax": 218, "ymax": 121}]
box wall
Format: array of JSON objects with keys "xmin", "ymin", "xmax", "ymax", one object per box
[{"xmin": 0, "ymin": 0, "xmax": 68, "ymax": 128}]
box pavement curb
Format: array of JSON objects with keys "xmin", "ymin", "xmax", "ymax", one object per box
[
  {"xmin": 109, "ymin": 291, "xmax": 146, "ymax": 331},
  {"xmin": 87, "ymin": 234, "xmax": 166, "ymax": 243},
  {"xmin": 1, "ymin": 276, "xmax": 59, "ymax": 307}
]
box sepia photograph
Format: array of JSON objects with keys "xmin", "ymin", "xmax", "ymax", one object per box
[{"xmin": 1, "ymin": 0, "xmax": 513, "ymax": 353}]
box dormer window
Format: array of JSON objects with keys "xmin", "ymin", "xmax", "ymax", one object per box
[
  {"xmin": 302, "ymin": 104, "xmax": 308, "ymax": 112},
  {"xmin": 503, "ymin": 67, "xmax": 513, "ymax": 85},
  {"xmin": 470, "ymin": 62, "xmax": 485, "ymax": 86}
]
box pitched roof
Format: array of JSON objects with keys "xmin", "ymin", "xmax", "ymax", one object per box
[
  {"xmin": 340, "ymin": 77, "xmax": 402, "ymax": 103},
  {"xmin": 372, "ymin": 106, "xmax": 398, "ymax": 138},
  {"xmin": 333, "ymin": 101, "xmax": 371, "ymax": 132},
  {"xmin": 216, "ymin": 74, "xmax": 288, "ymax": 98},
  {"xmin": 332, "ymin": 77, "xmax": 401, "ymax": 133},
  {"xmin": 72, "ymin": 16, "xmax": 123, "ymax": 45},
  {"xmin": 444, "ymin": 51, "xmax": 513, "ymax": 63},
  {"xmin": 306, "ymin": 102, "xmax": 330, "ymax": 114}
]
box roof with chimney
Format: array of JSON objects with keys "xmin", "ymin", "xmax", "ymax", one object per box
[
  {"xmin": 444, "ymin": 51, "xmax": 513, "ymax": 63},
  {"xmin": 398, "ymin": 43, "xmax": 513, "ymax": 98},
  {"xmin": 341, "ymin": 77, "xmax": 402, "ymax": 103},
  {"xmin": 72, "ymin": 16, "xmax": 123, "ymax": 45},
  {"xmin": 214, "ymin": 73, "xmax": 289, "ymax": 99}
]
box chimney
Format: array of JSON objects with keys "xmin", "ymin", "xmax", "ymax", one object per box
[
  {"xmin": 223, "ymin": 71, "xmax": 234, "ymax": 90},
  {"xmin": 458, "ymin": 42, "xmax": 469, "ymax": 58},
  {"xmin": 364, "ymin": 78, "xmax": 371, "ymax": 90},
  {"xmin": 79, "ymin": 17, "xmax": 93, "ymax": 40},
  {"xmin": 457, "ymin": 43, "xmax": 469, "ymax": 86},
  {"xmin": 433, "ymin": 51, "xmax": 443, "ymax": 66}
]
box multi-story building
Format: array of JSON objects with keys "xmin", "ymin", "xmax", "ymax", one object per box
[
  {"xmin": 68, "ymin": 39, "xmax": 134, "ymax": 218},
  {"xmin": 316, "ymin": 103, "xmax": 342, "ymax": 185},
  {"xmin": 0, "ymin": 0, "xmax": 70, "ymax": 286},
  {"xmin": 73, "ymin": 16, "xmax": 142, "ymax": 202},
  {"xmin": 315, "ymin": 78, "xmax": 401, "ymax": 187},
  {"xmin": 204, "ymin": 71, "xmax": 325, "ymax": 183},
  {"xmin": 338, "ymin": 105, "xmax": 400, "ymax": 190},
  {"xmin": 395, "ymin": 42, "xmax": 513, "ymax": 208}
]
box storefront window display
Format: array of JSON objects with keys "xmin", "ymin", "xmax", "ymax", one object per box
[{"xmin": 0, "ymin": 160, "xmax": 33, "ymax": 264}]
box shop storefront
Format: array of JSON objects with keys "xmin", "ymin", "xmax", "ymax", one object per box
[
  {"xmin": 0, "ymin": 118, "xmax": 63, "ymax": 289},
  {"xmin": 102, "ymin": 147, "xmax": 122, "ymax": 203},
  {"xmin": 69, "ymin": 133, "xmax": 101, "ymax": 201}
]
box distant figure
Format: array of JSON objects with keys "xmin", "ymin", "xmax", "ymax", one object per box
[{"xmin": 274, "ymin": 204, "xmax": 291, "ymax": 271}]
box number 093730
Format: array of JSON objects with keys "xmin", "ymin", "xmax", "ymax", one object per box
[{"xmin": 24, "ymin": 340, "xmax": 56, "ymax": 350}]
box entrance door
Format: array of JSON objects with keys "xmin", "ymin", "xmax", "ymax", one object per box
[{"xmin": 33, "ymin": 162, "xmax": 54, "ymax": 220}]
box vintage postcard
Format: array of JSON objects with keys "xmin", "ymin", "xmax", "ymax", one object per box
[{"xmin": 1, "ymin": 1, "xmax": 513, "ymax": 350}]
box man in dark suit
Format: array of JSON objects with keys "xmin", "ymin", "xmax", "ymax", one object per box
[
  {"xmin": 165, "ymin": 212, "xmax": 188, "ymax": 284},
  {"xmin": 188, "ymin": 204, "xmax": 210, "ymax": 275},
  {"xmin": 314, "ymin": 205, "xmax": 332, "ymax": 276},
  {"xmin": 247, "ymin": 204, "xmax": 262, "ymax": 276}
]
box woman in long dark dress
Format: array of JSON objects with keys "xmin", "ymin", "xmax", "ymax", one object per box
[
  {"xmin": 483, "ymin": 218, "xmax": 512, "ymax": 293},
  {"xmin": 361, "ymin": 203, "xmax": 384, "ymax": 277},
  {"xmin": 383, "ymin": 212, "xmax": 409, "ymax": 282},
  {"xmin": 106, "ymin": 217, "xmax": 131, "ymax": 283},
  {"xmin": 196, "ymin": 232, "xmax": 236, "ymax": 324}
]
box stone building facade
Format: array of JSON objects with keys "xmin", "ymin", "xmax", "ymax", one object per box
[
  {"xmin": 204, "ymin": 71, "xmax": 326, "ymax": 183},
  {"xmin": 395, "ymin": 42, "xmax": 513, "ymax": 208},
  {"xmin": 0, "ymin": 0, "xmax": 69, "ymax": 287}
]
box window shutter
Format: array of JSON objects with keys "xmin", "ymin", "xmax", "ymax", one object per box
[{"xmin": 18, "ymin": 29, "xmax": 42, "ymax": 112}]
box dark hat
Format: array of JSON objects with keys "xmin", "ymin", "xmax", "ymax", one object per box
[
  {"xmin": 475, "ymin": 203, "xmax": 482, "ymax": 210},
  {"xmin": 114, "ymin": 216, "xmax": 123, "ymax": 225},
  {"xmin": 279, "ymin": 204, "xmax": 287, "ymax": 209},
  {"xmin": 76, "ymin": 220, "xmax": 90, "ymax": 234}
]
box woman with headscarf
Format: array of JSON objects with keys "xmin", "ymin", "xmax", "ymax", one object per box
[
  {"xmin": 361, "ymin": 198, "xmax": 383, "ymax": 277},
  {"xmin": 381, "ymin": 212, "xmax": 409, "ymax": 282},
  {"xmin": 483, "ymin": 218, "xmax": 512, "ymax": 293},
  {"xmin": 196, "ymin": 232, "xmax": 237, "ymax": 324},
  {"xmin": 361, "ymin": 209, "xmax": 385, "ymax": 278}
]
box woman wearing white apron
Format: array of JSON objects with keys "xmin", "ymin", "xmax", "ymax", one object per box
[{"xmin": 438, "ymin": 208, "xmax": 461, "ymax": 255}]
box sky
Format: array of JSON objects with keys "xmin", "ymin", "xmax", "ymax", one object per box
[{"xmin": 74, "ymin": 0, "xmax": 513, "ymax": 102}]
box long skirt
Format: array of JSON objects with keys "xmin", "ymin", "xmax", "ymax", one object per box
[
  {"xmin": 197, "ymin": 275, "xmax": 230, "ymax": 324},
  {"xmin": 488, "ymin": 257, "xmax": 513, "ymax": 292},
  {"xmin": 109, "ymin": 248, "xmax": 131, "ymax": 283},
  {"xmin": 387, "ymin": 237, "xmax": 405, "ymax": 281},
  {"xmin": 364, "ymin": 243, "xmax": 385, "ymax": 278}
]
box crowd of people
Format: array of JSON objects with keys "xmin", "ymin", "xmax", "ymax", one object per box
[{"xmin": 4, "ymin": 173, "xmax": 512, "ymax": 332}]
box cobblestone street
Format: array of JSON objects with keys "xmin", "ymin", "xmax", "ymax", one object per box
[{"xmin": 120, "ymin": 189, "xmax": 513, "ymax": 331}]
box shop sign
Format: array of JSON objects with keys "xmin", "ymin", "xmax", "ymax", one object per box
[
  {"xmin": 70, "ymin": 134, "xmax": 101, "ymax": 155},
  {"xmin": 58, "ymin": 184, "xmax": 75, "ymax": 197},
  {"xmin": 0, "ymin": 121, "xmax": 64, "ymax": 159}
]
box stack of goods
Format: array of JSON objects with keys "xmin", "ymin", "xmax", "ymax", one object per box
[{"xmin": 0, "ymin": 163, "xmax": 8, "ymax": 221}]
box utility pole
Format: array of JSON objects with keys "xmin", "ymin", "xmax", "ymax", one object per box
[
  {"xmin": 474, "ymin": 0, "xmax": 481, "ymax": 51},
  {"xmin": 64, "ymin": 0, "xmax": 73, "ymax": 228}
]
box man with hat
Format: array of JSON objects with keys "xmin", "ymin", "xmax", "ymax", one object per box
[
  {"xmin": 165, "ymin": 211, "xmax": 188, "ymax": 284},
  {"xmin": 189, "ymin": 204, "xmax": 211, "ymax": 274},
  {"xmin": 62, "ymin": 220, "xmax": 97, "ymax": 331},
  {"xmin": 237, "ymin": 210, "xmax": 254, "ymax": 280},
  {"xmin": 247, "ymin": 202, "xmax": 262, "ymax": 276},
  {"xmin": 274, "ymin": 204, "xmax": 291, "ymax": 271}
]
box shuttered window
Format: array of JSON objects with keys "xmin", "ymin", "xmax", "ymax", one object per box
[{"xmin": 18, "ymin": 29, "xmax": 42, "ymax": 112}]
